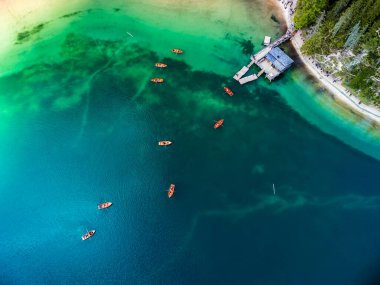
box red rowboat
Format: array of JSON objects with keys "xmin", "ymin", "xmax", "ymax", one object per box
[
  {"xmin": 151, "ymin": 78, "xmax": 164, "ymax": 83},
  {"xmin": 158, "ymin": 141, "xmax": 172, "ymax": 146},
  {"xmin": 168, "ymin": 184, "xmax": 175, "ymax": 198},
  {"xmin": 224, "ymin": 87, "xmax": 234, "ymax": 96},
  {"xmin": 155, "ymin": 63, "xmax": 167, "ymax": 68},
  {"xmin": 171, "ymin": 49, "xmax": 183, "ymax": 54},
  {"xmin": 82, "ymin": 230, "xmax": 95, "ymax": 241},
  {"xmin": 214, "ymin": 119, "xmax": 224, "ymax": 129},
  {"xmin": 98, "ymin": 202, "xmax": 112, "ymax": 209}
]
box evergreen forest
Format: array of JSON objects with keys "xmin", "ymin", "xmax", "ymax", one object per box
[{"xmin": 294, "ymin": 0, "xmax": 379, "ymax": 105}]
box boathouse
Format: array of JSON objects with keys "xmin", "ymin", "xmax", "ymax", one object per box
[
  {"xmin": 256, "ymin": 47, "xmax": 294, "ymax": 81},
  {"xmin": 232, "ymin": 30, "xmax": 295, "ymax": 84}
]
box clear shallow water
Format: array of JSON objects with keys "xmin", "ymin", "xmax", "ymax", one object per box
[{"xmin": 1, "ymin": 1, "xmax": 380, "ymax": 284}]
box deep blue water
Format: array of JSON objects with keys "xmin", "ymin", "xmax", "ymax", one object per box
[
  {"xmin": 1, "ymin": 2, "xmax": 380, "ymax": 285},
  {"xmin": 1, "ymin": 69, "xmax": 380, "ymax": 285}
]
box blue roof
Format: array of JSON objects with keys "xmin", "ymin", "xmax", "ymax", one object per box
[{"xmin": 265, "ymin": 47, "xmax": 294, "ymax": 72}]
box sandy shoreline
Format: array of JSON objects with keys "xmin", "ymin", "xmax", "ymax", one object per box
[
  {"xmin": 273, "ymin": 0, "xmax": 380, "ymax": 124},
  {"xmin": 0, "ymin": 0, "xmax": 87, "ymax": 59},
  {"xmin": 2, "ymin": 0, "xmax": 380, "ymax": 125}
]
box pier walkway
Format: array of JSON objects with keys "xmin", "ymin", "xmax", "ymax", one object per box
[
  {"xmin": 270, "ymin": 29, "xmax": 293, "ymax": 48},
  {"xmin": 233, "ymin": 66, "xmax": 249, "ymax": 81}
]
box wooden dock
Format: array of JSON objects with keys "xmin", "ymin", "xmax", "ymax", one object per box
[
  {"xmin": 238, "ymin": 74, "xmax": 257, "ymax": 84},
  {"xmin": 233, "ymin": 66, "xmax": 249, "ymax": 81},
  {"xmin": 233, "ymin": 29, "xmax": 294, "ymax": 84},
  {"xmin": 257, "ymin": 69, "xmax": 265, "ymax": 77}
]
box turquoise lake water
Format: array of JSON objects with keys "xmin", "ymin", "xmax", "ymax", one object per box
[{"xmin": 1, "ymin": 0, "xmax": 380, "ymax": 284}]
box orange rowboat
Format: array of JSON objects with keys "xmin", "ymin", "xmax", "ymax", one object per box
[
  {"xmin": 171, "ymin": 49, "xmax": 183, "ymax": 54},
  {"xmin": 168, "ymin": 184, "xmax": 175, "ymax": 198},
  {"xmin": 224, "ymin": 87, "xmax": 234, "ymax": 96},
  {"xmin": 155, "ymin": 63, "xmax": 167, "ymax": 68},
  {"xmin": 151, "ymin": 78, "xmax": 164, "ymax": 83},
  {"xmin": 98, "ymin": 202, "xmax": 112, "ymax": 209},
  {"xmin": 158, "ymin": 141, "xmax": 172, "ymax": 146},
  {"xmin": 214, "ymin": 119, "xmax": 224, "ymax": 129},
  {"xmin": 82, "ymin": 230, "xmax": 95, "ymax": 241}
]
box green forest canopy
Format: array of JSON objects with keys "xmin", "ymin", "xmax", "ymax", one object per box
[{"xmin": 294, "ymin": 0, "xmax": 380, "ymax": 105}]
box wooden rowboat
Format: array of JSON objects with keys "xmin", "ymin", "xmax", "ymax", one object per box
[
  {"xmin": 155, "ymin": 63, "xmax": 167, "ymax": 68},
  {"xmin": 98, "ymin": 202, "xmax": 112, "ymax": 210},
  {"xmin": 158, "ymin": 141, "xmax": 172, "ymax": 146},
  {"xmin": 151, "ymin": 78, "xmax": 164, "ymax": 83},
  {"xmin": 214, "ymin": 119, "xmax": 224, "ymax": 129},
  {"xmin": 168, "ymin": 184, "xmax": 175, "ymax": 198},
  {"xmin": 82, "ymin": 230, "xmax": 95, "ymax": 241},
  {"xmin": 171, "ymin": 49, "xmax": 183, "ymax": 54},
  {"xmin": 224, "ymin": 87, "xmax": 234, "ymax": 96}
]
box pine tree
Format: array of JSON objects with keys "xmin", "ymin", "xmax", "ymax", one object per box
[
  {"xmin": 344, "ymin": 22, "xmax": 361, "ymax": 50},
  {"xmin": 332, "ymin": 0, "xmax": 352, "ymax": 16},
  {"xmin": 332, "ymin": 8, "xmax": 352, "ymax": 36},
  {"xmin": 345, "ymin": 51, "xmax": 367, "ymax": 70},
  {"xmin": 308, "ymin": 11, "xmax": 326, "ymax": 38}
]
